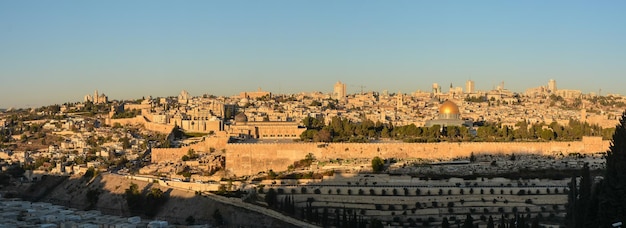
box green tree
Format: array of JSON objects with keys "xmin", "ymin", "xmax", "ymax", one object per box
[
  {"xmin": 371, "ymin": 156, "xmax": 384, "ymax": 173},
  {"xmin": 185, "ymin": 215, "xmax": 195, "ymax": 225},
  {"xmin": 597, "ymin": 111, "xmax": 626, "ymax": 226},
  {"xmin": 463, "ymin": 213, "xmax": 474, "ymax": 228},
  {"xmin": 487, "ymin": 216, "xmax": 495, "ymax": 228},
  {"xmin": 442, "ymin": 217, "xmax": 450, "ymax": 228},
  {"xmin": 125, "ymin": 183, "xmax": 143, "ymax": 215},
  {"xmin": 265, "ymin": 188, "xmax": 277, "ymax": 208},
  {"xmin": 144, "ymin": 188, "xmax": 166, "ymax": 217},
  {"xmin": 313, "ymin": 129, "xmax": 332, "ymax": 142},
  {"xmin": 213, "ymin": 209, "xmax": 224, "ymax": 225},
  {"xmin": 86, "ymin": 189, "xmax": 100, "ymax": 210},
  {"xmin": 120, "ymin": 137, "xmax": 131, "ymax": 149}
]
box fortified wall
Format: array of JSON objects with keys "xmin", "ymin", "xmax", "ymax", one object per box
[
  {"xmin": 105, "ymin": 116, "xmax": 174, "ymax": 135},
  {"xmin": 151, "ymin": 135, "xmax": 229, "ymax": 162},
  {"xmin": 224, "ymin": 137, "xmax": 609, "ymax": 176},
  {"xmin": 151, "ymin": 136, "xmax": 610, "ymax": 176}
]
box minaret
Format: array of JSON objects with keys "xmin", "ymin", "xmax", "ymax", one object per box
[{"xmin": 94, "ymin": 90, "xmax": 99, "ymax": 103}]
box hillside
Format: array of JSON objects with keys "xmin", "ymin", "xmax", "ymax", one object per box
[{"xmin": 18, "ymin": 173, "xmax": 298, "ymax": 227}]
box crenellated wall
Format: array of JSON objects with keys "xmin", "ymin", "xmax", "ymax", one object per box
[{"xmin": 151, "ymin": 136, "xmax": 610, "ymax": 176}]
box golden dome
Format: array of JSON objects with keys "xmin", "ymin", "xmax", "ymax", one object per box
[{"xmin": 439, "ymin": 100, "xmax": 460, "ymax": 115}]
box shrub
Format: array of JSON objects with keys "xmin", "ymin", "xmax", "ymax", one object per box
[
  {"xmin": 371, "ymin": 156, "xmax": 385, "ymax": 173},
  {"xmin": 186, "ymin": 215, "xmax": 195, "ymax": 225}
]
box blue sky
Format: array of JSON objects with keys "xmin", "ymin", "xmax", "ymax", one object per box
[{"xmin": 1, "ymin": 1, "xmax": 626, "ymax": 108}]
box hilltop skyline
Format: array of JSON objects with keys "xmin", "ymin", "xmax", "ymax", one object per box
[{"xmin": 2, "ymin": 1, "xmax": 626, "ymax": 108}]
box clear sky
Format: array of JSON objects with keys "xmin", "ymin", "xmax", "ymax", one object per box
[{"xmin": 1, "ymin": 1, "xmax": 626, "ymax": 108}]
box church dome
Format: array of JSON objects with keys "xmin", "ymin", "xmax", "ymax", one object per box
[
  {"xmin": 234, "ymin": 112, "xmax": 248, "ymax": 122},
  {"xmin": 439, "ymin": 100, "xmax": 460, "ymax": 115}
]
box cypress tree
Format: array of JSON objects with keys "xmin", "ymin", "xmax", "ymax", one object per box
[
  {"xmin": 442, "ymin": 217, "xmax": 450, "ymax": 228},
  {"xmin": 576, "ymin": 163, "xmax": 592, "ymax": 227},
  {"xmin": 463, "ymin": 214, "xmax": 474, "ymax": 228},
  {"xmin": 566, "ymin": 176, "xmax": 577, "ymax": 227},
  {"xmin": 597, "ymin": 111, "xmax": 626, "ymax": 226},
  {"xmin": 322, "ymin": 208, "xmax": 328, "ymax": 227}
]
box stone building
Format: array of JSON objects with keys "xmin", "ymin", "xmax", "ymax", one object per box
[
  {"xmin": 333, "ymin": 81, "xmax": 347, "ymax": 101},
  {"xmin": 239, "ymin": 88, "xmax": 271, "ymax": 100},
  {"xmin": 227, "ymin": 113, "xmax": 305, "ymax": 139},
  {"xmin": 84, "ymin": 90, "xmax": 108, "ymax": 104}
]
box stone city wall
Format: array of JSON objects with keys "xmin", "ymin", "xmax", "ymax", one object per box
[
  {"xmin": 106, "ymin": 116, "xmax": 174, "ymax": 135},
  {"xmin": 151, "ymin": 136, "xmax": 609, "ymax": 176},
  {"xmin": 151, "ymin": 136, "xmax": 229, "ymax": 162},
  {"xmin": 225, "ymin": 137, "xmax": 609, "ymax": 176}
]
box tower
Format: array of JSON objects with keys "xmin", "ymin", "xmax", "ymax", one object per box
[
  {"xmin": 466, "ymin": 80, "xmax": 475, "ymax": 94},
  {"xmin": 432, "ymin": 83, "xmax": 441, "ymax": 94},
  {"xmin": 333, "ymin": 81, "xmax": 347, "ymax": 100},
  {"xmin": 548, "ymin": 79, "xmax": 557, "ymax": 93},
  {"xmin": 396, "ymin": 91, "xmax": 403, "ymax": 108}
]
